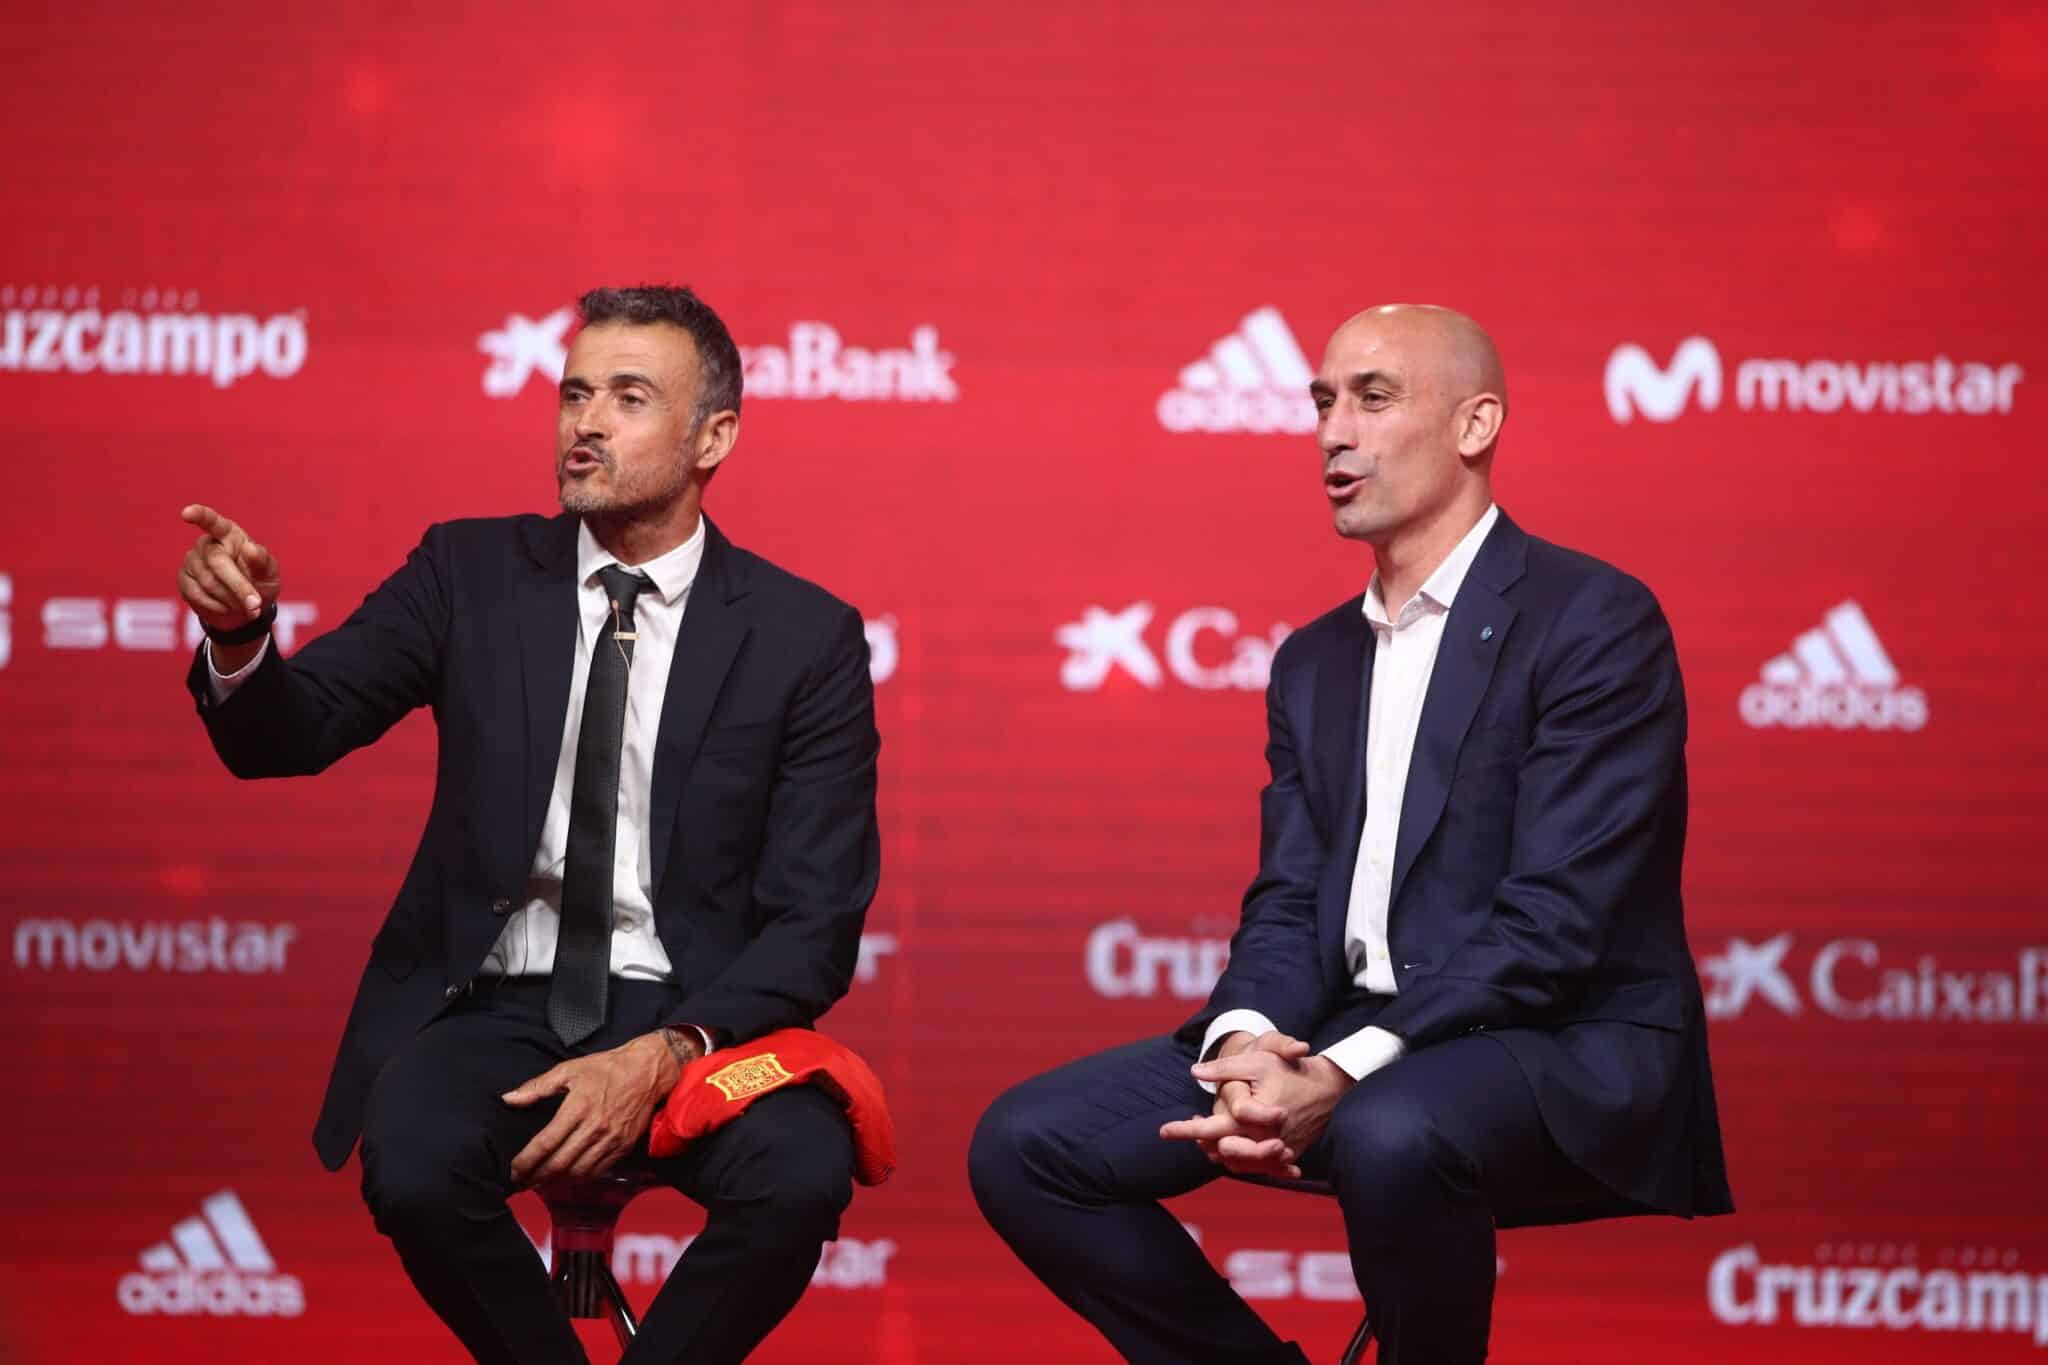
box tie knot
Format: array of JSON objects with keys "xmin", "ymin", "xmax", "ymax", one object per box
[{"xmin": 598, "ymin": 565, "xmax": 651, "ymax": 615}]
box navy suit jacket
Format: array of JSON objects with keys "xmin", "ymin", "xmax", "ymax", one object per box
[
  {"xmin": 187, "ymin": 514, "xmax": 881, "ymax": 1171},
  {"xmin": 1181, "ymin": 511, "xmax": 1732, "ymax": 1223}
]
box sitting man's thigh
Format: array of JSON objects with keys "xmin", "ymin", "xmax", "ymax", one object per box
[
  {"xmin": 359, "ymin": 1003, "xmax": 562, "ymax": 1222},
  {"xmin": 970, "ymin": 1035, "xmax": 1220, "ymax": 1205},
  {"xmin": 1313, "ymin": 1035, "xmax": 1590, "ymax": 1212},
  {"xmin": 670, "ymin": 1084, "xmax": 857, "ymax": 1233}
]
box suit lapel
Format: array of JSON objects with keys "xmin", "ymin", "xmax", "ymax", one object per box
[
  {"xmin": 516, "ymin": 515, "xmax": 582, "ymax": 883},
  {"xmin": 1313, "ymin": 604, "xmax": 1374, "ymax": 972},
  {"xmin": 1387, "ymin": 515, "xmax": 1527, "ymax": 914},
  {"xmin": 650, "ymin": 518, "xmax": 752, "ymax": 903}
]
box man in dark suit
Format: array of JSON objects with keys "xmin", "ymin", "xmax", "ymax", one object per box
[
  {"xmin": 177, "ymin": 285, "xmax": 880, "ymax": 1364},
  {"xmin": 970, "ymin": 305, "xmax": 1732, "ymax": 1364}
]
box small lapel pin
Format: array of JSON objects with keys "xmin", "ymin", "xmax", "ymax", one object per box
[{"xmin": 1480, "ymin": 625, "xmax": 1494, "ymax": 642}]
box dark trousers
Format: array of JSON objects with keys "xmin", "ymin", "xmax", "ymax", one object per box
[
  {"xmin": 968, "ymin": 995, "xmax": 1604, "ymax": 1365},
  {"xmin": 357, "ymin": 978, "xmax": 854, "ymax": 1365}
]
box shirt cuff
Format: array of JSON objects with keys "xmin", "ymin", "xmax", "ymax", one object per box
[
  {"xmin": 1319, "ymin": 1025, "xmax": 1406, "ymax": 1082},
  {"xmin": 1195, "ymin": 1009, "xmax": 1279, "ymax": 1095},
  {"xmin": 203, "ymin": 636, "xmax": 269, "ymax": 703}
]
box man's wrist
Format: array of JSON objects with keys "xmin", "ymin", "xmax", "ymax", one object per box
[
  {"xmin": 1214, "ymin": 1030, "xmax": 1257, "ymax": 1059},
  {"xmin": 1305, "ymin": 1053, "xmax": 1353, "ymax": 1090},
  {"xmin": 204, "ymin": 635, "xmax": 267, "ymax": 682},
  {"xmin": 657, "ymin": 1025, "xmax": 705, "ymax": 1067}
]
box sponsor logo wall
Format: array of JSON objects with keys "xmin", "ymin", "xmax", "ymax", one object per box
[{"xmin": 3, "ymin": 4, "xmax": 2044, "ymax": 1363}]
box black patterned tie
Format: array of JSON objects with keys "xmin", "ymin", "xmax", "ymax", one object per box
[{"xmin": 548, "ymin": 565, "xmax": 650, "ymax": 1046}]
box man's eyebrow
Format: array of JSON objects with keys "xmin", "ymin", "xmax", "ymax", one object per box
[
  {"xmin": 1308, "ymin": 369, "xmax": 1402, "ymax": 397},
  {"xmin": 558, "ymin": 370, "xmax": 665, "ymax": 394}
]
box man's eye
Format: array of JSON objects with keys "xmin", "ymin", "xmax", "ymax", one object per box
[{"xmin": 619, "ymin": 393, "xmax": 643, "ymax": 407}]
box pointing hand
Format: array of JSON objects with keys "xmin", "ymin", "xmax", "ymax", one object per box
[{"xmin": 177, "ymin": 504, "xmax": 281, "ymax": 631}]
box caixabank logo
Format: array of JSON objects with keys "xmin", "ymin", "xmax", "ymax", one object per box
[
  {"xmin": 1701, "ymin": 933, "xmax": 2048, "ymax": 1024},
  {"xmin": 1604, "ymin": 336, "xmax": 2023, "ymax": 423},
  {"xmin": 0, "ymin": 285, "xmax": 308, "ymax": 389},
  {"xmin": 1057, "ymin": 603, "xmax": 1292, "ymax": 692},
  {"xmin": 480, "ymin": 308, "xmax": 957, "ymax": 402},
  {"xmin": 118, "ymin": 1191, "xmax": 304, "ymax": 1317}
]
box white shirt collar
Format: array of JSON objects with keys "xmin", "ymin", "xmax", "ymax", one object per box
[
  {"xmin": 574, "ymin": 516, "xmax": 707, "ymax": 609},
  {"xmin": 1362, "ymin": 502, "xmax": 1501, "ymax": 628}
]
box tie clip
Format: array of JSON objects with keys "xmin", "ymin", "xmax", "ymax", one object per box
[{"xmin": 613, "ymin": 629, "xmax": 639, "ymax": 641}]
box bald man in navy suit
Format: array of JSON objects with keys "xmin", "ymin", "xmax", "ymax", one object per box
[{"xmin": 971, "ymin": 305, "xmax": 1733, "ymax": 1365}]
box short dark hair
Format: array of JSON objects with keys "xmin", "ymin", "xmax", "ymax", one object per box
[{"xmin": 576, "ymin": 284, "xmax": 743, "ymax": 420}]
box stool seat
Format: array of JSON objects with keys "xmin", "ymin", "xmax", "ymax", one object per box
[{"xmin": 537, "ymin": 1164, "xmax": 665, "ymax": 1350}]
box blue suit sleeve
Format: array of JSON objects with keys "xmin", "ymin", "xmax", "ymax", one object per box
[
  {"xmin": 186, "ymin": 525, "xmax": 450, "ymax": 778},
  {"xmin": 1181, "ymin": 642, "xmax": 1332, "ymax": 1043}
]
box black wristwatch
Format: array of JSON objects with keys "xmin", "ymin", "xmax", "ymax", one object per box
[{"xmin": 203, "ymin": 600, "xmax": 277, "ymax": 646}]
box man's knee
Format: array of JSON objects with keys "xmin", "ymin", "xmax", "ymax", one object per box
[
  {"xmin": 358, "ymin": 1119, "xmax": 491, "ymax": 1240},
  {"xmin": 708, "ymin": 1088, "xmax": 855, "ymax": 1239},
  {"xmin": 967, "ymin": 1079, "xmax": 1061, "ymax": 1216},
  {"xmin": 1324, "ymin": 1085, "xmax": 1457, "ymax": 1199}
]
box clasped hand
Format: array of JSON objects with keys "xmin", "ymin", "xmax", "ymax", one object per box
[
  {"xmin": 1158, "ymin": 1031, "xmax": 1352, "ymax": 1180},
  {"xmin": 501, "ymin": 1032, "xmax": 697, "ymax": 1188}
]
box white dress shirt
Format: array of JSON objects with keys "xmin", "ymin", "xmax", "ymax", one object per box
[
  {"xmin": 481, "ymin": 518, "xmax": 704, "ymax": 981},
  {"xmin": 208, "ymin": 518, "xmax": 707, "ymax": 987},
  {"xmin": 1201, "ymin": 504, "xmax": 1500, "ymax": 1086}
]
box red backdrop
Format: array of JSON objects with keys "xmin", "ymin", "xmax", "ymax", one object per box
[{"xmin": 4, "ymin": 2, "xmax": 2046, "ymax": 1360}]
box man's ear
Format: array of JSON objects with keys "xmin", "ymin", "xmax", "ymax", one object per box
[
  {"xmin": 1455, "ymin": 393, "xmax": 1505, "ymax": 458},
  {"xmin": 690, "ymin": 410, "xmax": 740, "ymax": 478}
]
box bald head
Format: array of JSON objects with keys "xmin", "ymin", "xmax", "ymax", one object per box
[
  {"xmin": 1311, "ymin": 304, "xmax": 1508, "ymax": 551},
  {"xmin": 1327, "ymin": 304, "xmax": 1507, "ymax": 421}
]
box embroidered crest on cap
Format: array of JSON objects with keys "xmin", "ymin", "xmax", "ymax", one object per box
[{"xmin": 706, "ymin": 1053, "xmax": 795, "ymax": 1102}]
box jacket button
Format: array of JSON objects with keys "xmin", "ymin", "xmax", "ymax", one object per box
[
  {"xmin": 444, "ymin": 983, "xmax": 464, "ymax": 1000},
  {"xmin": 491, "ymin": 898, "xmax": 513, "ymax": 915}
]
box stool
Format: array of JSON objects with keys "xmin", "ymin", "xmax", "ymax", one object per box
[
  {"xmin": 1228, "ymin": 1173, "xmax": 1373, "ymax": 1364},
  {"xmin": 537, "ymin": 1165, "xmax": 665, "ymax": 1350}
]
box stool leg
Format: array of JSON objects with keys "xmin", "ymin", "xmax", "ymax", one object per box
[
  {"xmin": 1339, "ymin": 1313, "xmax": 1374, "ymax": 1365},
  {"xmin": 600, "ymin": 1258, "xmax": 639, "ymax": 1350},
  {"xmin": 552, "ymin": 1249, "xmax": 610, "ymax": 1318}
]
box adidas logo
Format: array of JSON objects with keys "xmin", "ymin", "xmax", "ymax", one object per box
[
  {"xmin": 1738, "ymin": 601, "xmax": 1928, "ymax": 732},
  {"xmin": 1156, "ymin": 308, "xmax": 1318, "ymax": 435},
  {"xmin": 117, "ymin": 1190, "xmax": 305, "ymax": 1317}
]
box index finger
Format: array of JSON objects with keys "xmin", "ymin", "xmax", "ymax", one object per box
[
  {"xmin": 180, "ymin": 504, "xmax": 239, "ymax": 543},
  {"xmin": 1160, "ymin": 1113, "xmax": 1240, "ymax": 1143},
  {"xmin": 1191, "ymin": 1052, "xmax": 1272, "ymax": 1085}
]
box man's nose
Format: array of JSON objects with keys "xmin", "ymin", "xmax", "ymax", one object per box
[
  {"xmin": 574, "ymin": 400, "xmax": 609, "ymax": 442},
  {"xmin": 1318, "ymin": 410, "xmax": 1353, "ymax": 456}
]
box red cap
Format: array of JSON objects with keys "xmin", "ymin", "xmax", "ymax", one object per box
[{"xmin": 647, "ymin": 1028, "xmax": 896, "ymax": 1186}]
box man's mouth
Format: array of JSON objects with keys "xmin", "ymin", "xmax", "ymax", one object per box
[
  {"xmin": 1325, "ymin": 468, "xmax": 1367, "ymax": 499},
  {"xmin": 563, "ymin": 447, "xmax": 606, "ymax": 474}
]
